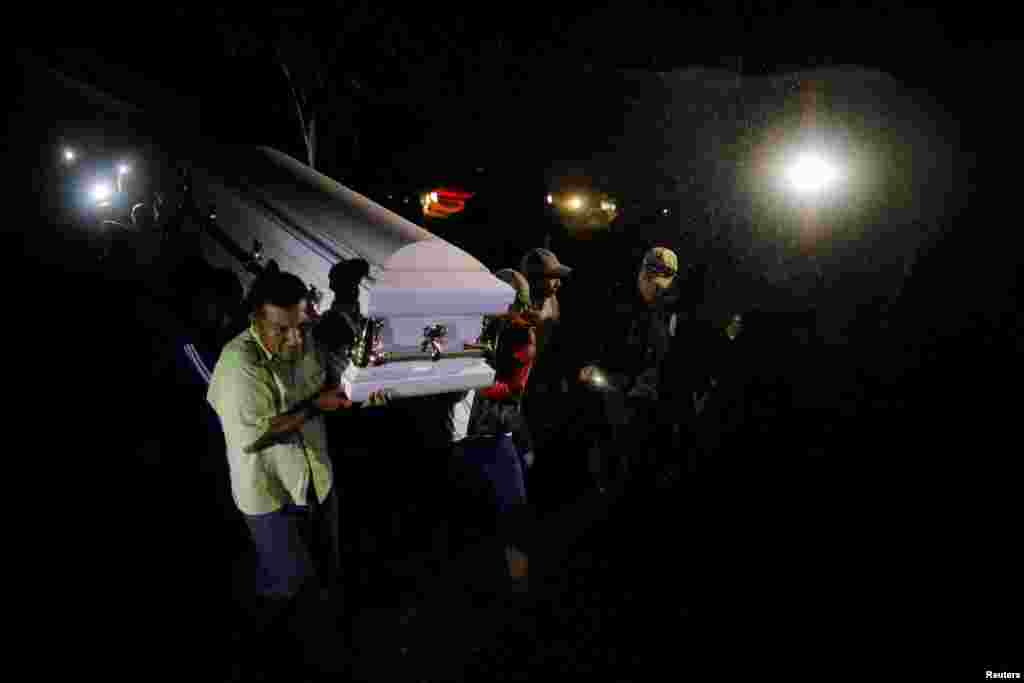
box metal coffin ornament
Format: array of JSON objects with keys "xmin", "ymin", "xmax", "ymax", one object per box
[{"xmin": 187, "ymin": 145, "xmax": 515, "ymax": 401}]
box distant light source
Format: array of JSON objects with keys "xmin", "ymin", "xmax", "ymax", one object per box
[
  {"xmin": 726, "ymin": 314, "xmax": 743, "ymax": 341},
  {"xmin": 546, "ymin": 194, "xmax": 553, "ymax": 205},
  {"xmin": 91, "ymin": 181, "xmax": 113, "ymax": 204},
  {"xmin": 429, "ymin": 191, "xmax": 439, "ymax": 204},
  {"xmin": 567, "ymin": 195, "xmax": 584, "ymax": 211},
  {"xmin": 63, "ymin": 148, "xmax": 76, "ymax": 163},
  {"xmin": 118, "ymin": 163, "xmax": 131, "ymax": 176},
  {"xmin": 784, "ymin": 151, "xmax": 841, "ymax": 195},
  {"xmin": 581, "ymin": 365, "xmax": 615, "ymax": 393}
]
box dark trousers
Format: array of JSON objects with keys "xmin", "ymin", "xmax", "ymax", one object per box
[
  {"xmin": 456, "ymin": 434, "xmax": 527, "ymax": 514},
  {"xmin": 524, "ymin": 386, "xmax": 589, "ymax": 507},
  {"xmin": 244, "ymin": 479, "xmax": 341, "ymax": 599},
  {"xmin": 450, "ymin": 434, "xmax": 533, "ymax": 555},
  {"xmin": 235, "ymin": 478, "xmax": 343, "ymax": 669}
]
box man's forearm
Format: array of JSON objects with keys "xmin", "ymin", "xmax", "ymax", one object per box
[
  {"xmin": 267, "ymin": 410, "xmax": 311, "ymax": 435},
  {"xmin": 243, "ymin": 398, "xmax": 320, "ymax": 454}
]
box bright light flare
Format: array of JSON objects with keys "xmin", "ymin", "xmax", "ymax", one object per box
[
  {"xmin": 63, "ymin": 148, "xmax": 76, "ymax": 163},
  {"xmin": 91, "ymin": 181, "xmax": 113, "ymax": 204},
  {"xmin": 567, "ymin": 195, "xmax": 584, "ymax": 211},
  {"xmin": 784, "ymin": 152, "xmax": 841, "ymax": 194},
  {"xmin": 582, "ymin": 365, "xmax": 615, "ymax": 393},
  {"xmin": 118, "ymin": 163, "xmax": 131, "ymax": 175},
  {"xmin": 546, "ymin": 194, "xmax": 553, "ymax": 205}
]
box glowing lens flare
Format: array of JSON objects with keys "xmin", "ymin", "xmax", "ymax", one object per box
[
  {"xmin": 91, "ymin": 181, "xmax": 113, "ymax": 203},
  {"xmin": 785, "ymin": 152, "xmax": 840, "ymax": 194},
  {"xmin": 63, "ymin": 148, "xmax": 76, "ymax": 162},
  {"xmin": 567, "ymin": 196, "xmax": 584, "ymax": 211}
]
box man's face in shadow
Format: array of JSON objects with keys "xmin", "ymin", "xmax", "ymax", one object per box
[
  {"xmin": 637, "ymin": 268, "xmax": 675, "ymax": 305},
  {"xmin": 532, "ymin": 276, "xmax": 560, "ymax": 301},
  {"xmin": 253, "ymin": 302, "xmax": 309, "ymax": 361}
]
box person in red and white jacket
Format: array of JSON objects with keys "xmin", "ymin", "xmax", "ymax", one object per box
[{"xmin": 462, "ymin": 313, "xmax": 539, "ymax": 589}]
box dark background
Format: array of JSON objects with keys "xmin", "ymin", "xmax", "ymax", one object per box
[{"xmin": 9, "ymin": 4, "xmax": 1019, "ymax": 677}]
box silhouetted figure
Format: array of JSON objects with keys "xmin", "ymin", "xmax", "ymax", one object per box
[
  {"xmin": 465, "ymin": 314, "xmax": 539, "ymax": 589},
  {"xmin": 518, "ymin": 248, "xmax": 572, "ymax": 463},
  {"xmin": 576, "ymin": 247, "xmax": 683, "ymax": 492}
]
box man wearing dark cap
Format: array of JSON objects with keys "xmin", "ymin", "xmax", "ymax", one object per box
[
  {"xmin": 517, "ymin": 248, "xmax": 572, "ymax": 483},
  {"xmin": 577, "ymin": 246, "xmax": 686, "ymax": 491},
  {"xmin": 519, "ymin": 248, "xmax": 571, "ymax": 358}
]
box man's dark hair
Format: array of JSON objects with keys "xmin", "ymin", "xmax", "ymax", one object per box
[
  {"xmin": 246, "ymin": 269, "xmax": 309, "ymax": 315},
  {"xmin": 329, "ymin": 258, "xmax": 370, "ymax": 291}
]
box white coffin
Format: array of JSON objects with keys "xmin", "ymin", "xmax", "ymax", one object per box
[{"xmin": 187, "ymin": 145, "xmax": 514, "ymax": 401}]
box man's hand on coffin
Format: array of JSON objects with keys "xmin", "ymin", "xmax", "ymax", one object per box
[
  {"xmin": 363, "ymin": 390, "xmax": 391, "ymax": 408},
  {"xmin": 314, "ymin": 385, "xmax": 354, "ymax": 413},
  {"xmin": 244, "ymin": 387, "xmax": 352, "ymax": 453}
]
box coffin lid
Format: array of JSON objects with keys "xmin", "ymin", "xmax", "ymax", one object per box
[{"xmin": 190, "ymin": 145, "xmax": 514, "ymax": 317}]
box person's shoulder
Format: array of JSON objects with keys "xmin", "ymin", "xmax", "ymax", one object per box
[{"xmin": 215, "ymin": 329, "xmax": 264, "ymax": 371}]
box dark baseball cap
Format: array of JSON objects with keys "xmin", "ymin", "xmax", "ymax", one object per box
[{"xmin": 520, "ymin": 248, "xmax": 572, "ymax": 278}]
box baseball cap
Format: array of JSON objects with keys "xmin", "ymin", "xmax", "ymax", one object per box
[
  {"xmin": 641, "ymin": 247, "xmax": 679, "ymax": 287},
  {"xmin": 520, "ymin": 248, "xmax": 572, "ymax": 279}
]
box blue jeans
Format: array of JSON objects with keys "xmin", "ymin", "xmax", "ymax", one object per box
[
  {"xmin": 243, "ymin": 478, "xmax": 341, "ymax": 599},
  {"xmin": 456, "ymin": 434, "xmax": 527, "ymax": 515}
]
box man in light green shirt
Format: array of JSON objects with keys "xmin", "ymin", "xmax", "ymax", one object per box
[
  {"xmin": 208, "ymin": 268, "xmax": 353, "ymax": 676},
  {"xmin": 208, "ymin": 272, "xmax": 345, "ymax": 517}
]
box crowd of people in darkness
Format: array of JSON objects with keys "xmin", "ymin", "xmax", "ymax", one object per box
[{"xmin": 68, "ymin": 166, "xmax": 947, "ymax": 681}]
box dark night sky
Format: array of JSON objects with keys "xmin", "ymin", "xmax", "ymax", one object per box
[
  {"xmin": 14, "ymin": 4, "xmax": 1010, "ymax": 294},
  {"xmin": 25, "ymin": 4, "xmax": 995, "ymax": 163},
  {"xmin": 17, "ymin": 4, "xmax": 1007, "ymax": 257}
]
